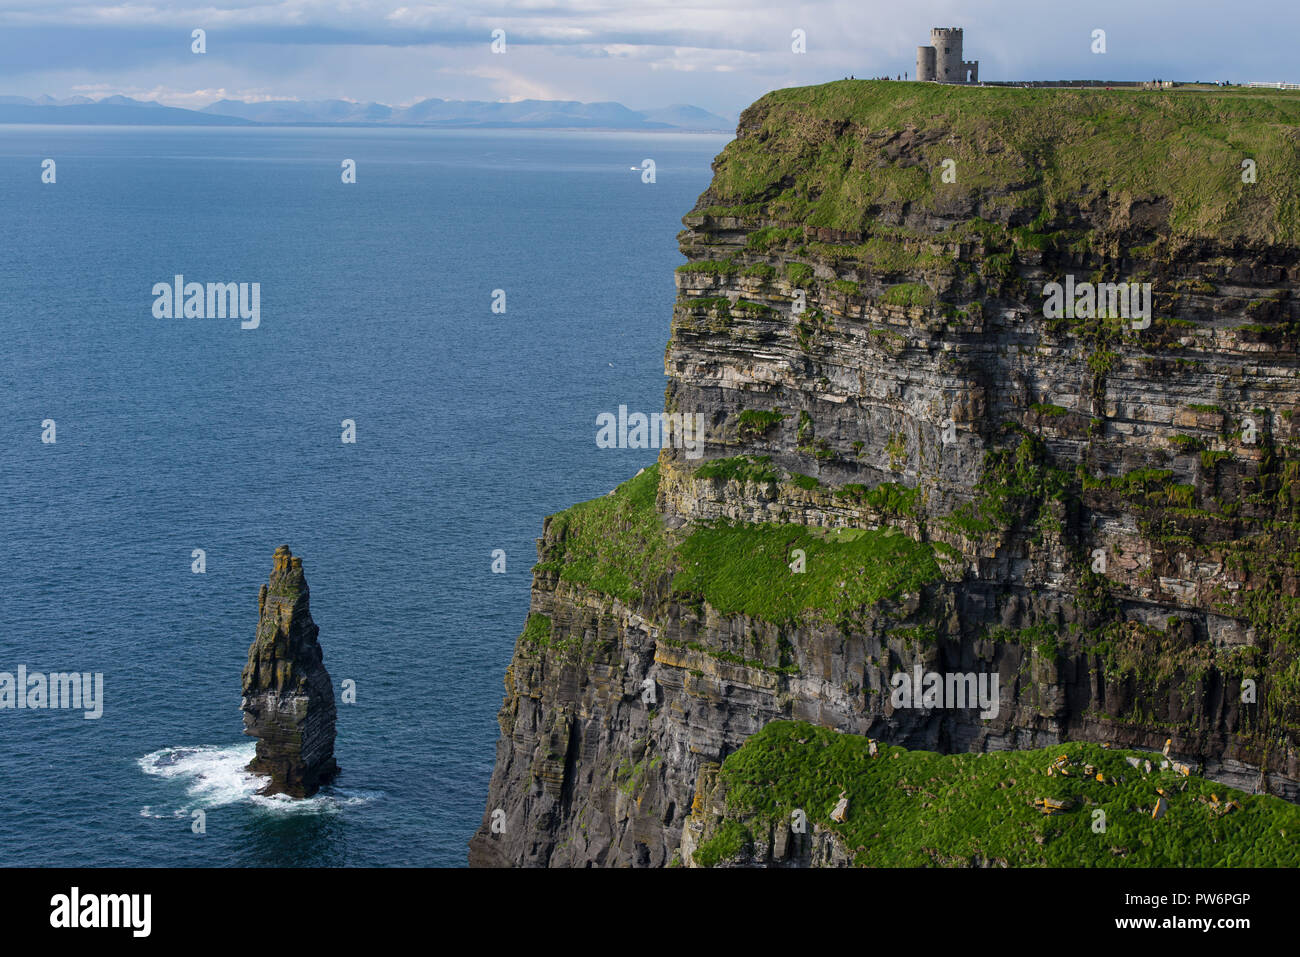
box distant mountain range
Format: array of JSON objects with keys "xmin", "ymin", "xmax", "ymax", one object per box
[{"xmin": 0, "ymin": 95, "xmax": 733, "ymax": 131}]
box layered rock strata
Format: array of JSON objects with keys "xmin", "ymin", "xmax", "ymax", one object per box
[
  {"xmin": 241, "ymin": 545, "xmax": 339, "ymax": 798},
  {"xmin": 471, "ymin": 82, "xmax": 1300, "ymax": 867}
]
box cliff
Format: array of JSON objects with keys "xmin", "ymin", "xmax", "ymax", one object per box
[
  {"xmin": 470, "ymin": 81, "xmax": 1300, "ymax": 867},
  {"xmin": 241, "ymin": 546, "xmax": 339, "ymax": 798}
]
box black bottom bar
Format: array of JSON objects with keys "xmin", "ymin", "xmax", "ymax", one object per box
[{"xmin": 0, "ymin": 866, "xmax": 1279, "ymax": 943}]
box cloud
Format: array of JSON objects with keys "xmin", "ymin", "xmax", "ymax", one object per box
[
  {"xmin": 446, "ymin": 64, "xmax": 573, "ymax": 102},
  {"xmin": 67, "ymin": 83, "xmax": 291, "ymax": 108},
  {"xmin": 0, "ymin": 1, "xmax": 1297, "ymax": 116}
]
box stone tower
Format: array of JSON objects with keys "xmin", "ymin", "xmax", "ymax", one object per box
[
  {"xmin": 917, "ymin": 27, "xmax": 978, "ymax": 83},
  {"xmin": 916, "ymin": 44, "xmax": 936, "ymax": 83}
]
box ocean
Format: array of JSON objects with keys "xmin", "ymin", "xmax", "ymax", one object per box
[{"xmin": 0, "ymin": 124, "xmax": 729, "ymax": 866}]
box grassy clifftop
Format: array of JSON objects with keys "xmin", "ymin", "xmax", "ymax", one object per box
[{"xmin": 704, "ymin": 80, "xmax": 1300, "ymax": 244}]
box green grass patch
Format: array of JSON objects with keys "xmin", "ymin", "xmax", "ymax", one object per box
[
  {"xmin": 786, "ymin": 262, "xmax": 814, "ymax": 286},
  {"xmin": 746, "ymin": 225, "xmax": 803, "ymax": 251},
  {"xmin": 534, "ymin": 466, "xmax": 674, "ymax": 607},
  {"xmin": 882, "ymin": 281, "xmax": 936, "ymax": 308},
  {"xmin": 695, "ymin": 455, "xmax": 781, "ymax": 484},
  {"xmin": 836, "ymin": 481, "xmax": 921, "ymax": 517},
  {"xmin": 733, "ymin": 299, "xmax": 773, "ymax": 316},
  {"xmin": 940, "ymin": 433, "xmax": 1071, "ymax": 538},
  {"xmin": 1087, "ymin": 467, "xmax": 1197, "ymax": 509},
  {"xmin": 706, "ymin": 720, "xmax": 1300, "ymax": 867},
  {"xmin": 737, "ymin": 409, "xmax": 787, "ymax": 440},
  {"xmin": 673, "ymin": 523, "xmax": 941, "ymax": 625},
  {"xmin": 981, "ymin": 251, "xmax": 1015, "ymax": 282},
  {"xmin": 677, "ymin": 258, "xmax": 740, "ymax": 275},
  {"xmin": 518, "ymin": 612, "xmax": 553, "ymax": 648},
  {"xmin": 693, "ymin": 819, "xmax": 752, "ymax": 868},
  {"xmin": 1030, "ymin": 402, "xmax": 1068, "ymax": 417},
  {"xmin": 536, "ymin": 466, "xmax": 943, "ymax": 629}
]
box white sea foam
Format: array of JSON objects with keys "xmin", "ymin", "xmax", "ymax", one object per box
[
  {"xmin": 138, "ymin": 743, "xmax": 374, "ymax": 817},
  {"xmin": 249, "ymin": 786, "xmax": 380, "ymax": 814}
]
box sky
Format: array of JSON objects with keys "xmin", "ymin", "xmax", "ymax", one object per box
[{"xmin": 0, "ymin": 1, "xmax": 1293, "ymax": 116}]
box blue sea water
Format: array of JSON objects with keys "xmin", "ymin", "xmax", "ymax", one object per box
[{"xmin": 0, "ymin": 125, "xmax": 729, "ymax": 866}]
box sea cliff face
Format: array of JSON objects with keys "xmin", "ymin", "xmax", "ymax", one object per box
[{"xmin": 470, "ymin": 82, "xmax": 1300, "ymax": 867}]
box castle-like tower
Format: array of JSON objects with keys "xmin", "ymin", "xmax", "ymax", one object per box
[{"xmin": 917, "ymin": 27, "xmax": 978, "ymax": 83}]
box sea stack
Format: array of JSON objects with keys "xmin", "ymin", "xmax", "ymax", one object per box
[{"xmin": 241, "ymin": 546, "xmax": 339, "ymax": 797}]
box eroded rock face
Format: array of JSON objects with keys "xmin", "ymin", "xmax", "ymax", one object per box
[
  {"xmin": 241, "ymin": 546, "xmax": 339, "ymax": 798},
  {"xmin": 470, "ymin": 84, "xmax": 1300, "ymax": 867}
]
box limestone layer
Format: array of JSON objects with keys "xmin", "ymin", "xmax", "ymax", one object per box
[
  {"xmin": 241, "ymin": 546, "xmax": 338, "ymax": 798},
  {"xmin": 471, "ymin": 83, "xmax": 1300, "ymax": 866}
]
